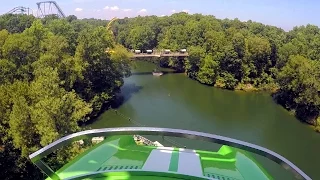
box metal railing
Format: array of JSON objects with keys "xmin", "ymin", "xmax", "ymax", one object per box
[{"xmin": 29, "ymin": 127, "xmax": 311, "ymax": 180}]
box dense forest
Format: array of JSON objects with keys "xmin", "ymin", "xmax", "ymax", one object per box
[
  {"xmin": 0, "ymin": 14, "xmax": 130, "ymax": 179},
  {"xmin": 0, "ymin": 12, "xmax": 319, "ymax": 179},
  {"xmin": 112, "ymin": 13, "xmax": 320, "ymax": 130}
]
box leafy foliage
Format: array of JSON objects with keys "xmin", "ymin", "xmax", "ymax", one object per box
[
  {"xmin": 0, "ymin": 15, "xmax": 131, "ymax": 179},
  {"xmin": 113, "ymin": 12, "xmax": 320, "ymax": 125},
  {"xmin": 1, "ymin": 11, "xmax": 320, "ymax": 179}
]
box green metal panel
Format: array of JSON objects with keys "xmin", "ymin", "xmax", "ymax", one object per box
[
  {"xmin": 31, "ymin": 127, "xmax": 309, "ymax": 180},
  {"xmin": 51, "ymin": 136, "xmax": 272, "ymax": 180},
  {"xmin": 198, "ymin": 145, "xmax": 272, "ymax": 180},
  {"xmin": 168, "ymin": 148, "xmax": 180, "ymax": 172},
  {"xmin": 54, "ymin": 136, "xmax": 155, "ymax": 179}
]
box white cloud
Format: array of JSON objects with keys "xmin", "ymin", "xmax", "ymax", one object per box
[
  {"xmin": 160, "ymin": 15, "xmax": 165, "ymax": 17},
  {"xmin": 103, "ymin": 6, "xmax": 109, "ymax": 10},
  {"xmin": 182, "ymin": 9, "xmax": 189, "ymax": 13},
  {"xmin": 75, "ymin": 8, "xmax": 83, "ymax": 12},
  {"xmin": 171, "ymin": 9, "xmax": 176, "ymax": 13},
  {"xmin": 110, "ymin": 6, "xmax": 119, "ymax": 11},
  {"xmin": 138, "ymin": 9, "xmax": 147, "ymax": 13},
  {"xmin": 123, "ymin": 9, "xmax": 132, "ymax": 12}
]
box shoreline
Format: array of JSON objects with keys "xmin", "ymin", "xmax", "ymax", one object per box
[{"xmin": 178, "ymin": 66, "xmax": 320, "ymax": 133}]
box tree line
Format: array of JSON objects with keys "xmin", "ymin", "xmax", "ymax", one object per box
[
  {"xmin": 112, "ymin": 13, "xmax": 320, "ymax": 131},
  {"xmin": 0, "ymin": 12, "xmax": 319, "ymax": 179},
  {"xmin": 0, "ymin": 14, "xmax": 130, "ymax": 179}
]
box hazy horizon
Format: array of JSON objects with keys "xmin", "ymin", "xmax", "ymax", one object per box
[{"xmin": 1, "ymin": 0, "xmax": 319, "ymax": 31}]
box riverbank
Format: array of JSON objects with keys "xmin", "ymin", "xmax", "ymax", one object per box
[
  {"xmin": 131, "ymin": 59, "xmax": 320, "ymax": 133},
  {"xmin": 148, "ymin": 59, "xmax": 319, "ymax": 133},
  {"xmin": 90, "ymin": 61, "xmax": 320, "ymax": 178},
  {"xmin": 215, "ymin": 80, "xmax": 319, "ymax": 133}
]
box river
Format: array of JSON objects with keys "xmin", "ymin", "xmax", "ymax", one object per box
[{"xmin": 89, "ymin": 61, "xmax": 320, "ymax": 179}]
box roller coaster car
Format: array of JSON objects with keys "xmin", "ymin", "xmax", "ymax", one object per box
[{"xmin": 29, "ymin": 128, "xmax": 311, "ymax": 180}]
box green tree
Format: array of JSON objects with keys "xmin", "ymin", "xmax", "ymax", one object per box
[
  {"xmin": 246, "ymin": 36, "xmax": 271, "ymax": 80},
  {"xmin": 109, "ymin": 44, "xmax": 132, "ymax": 77},
  {"xmin": 216, "ymin": 72, "xmax": 238, "ymax": 90},
  {"xmin": 159, "ymin": 25, "xmax": 187, "ymax": 50},
  {"xmin": 278, "ymin": 55, "xmax": 320, "ymax": 105},
  {"xmin": 232, "ymin": 32, "xmax": 246, "ymax": 59},
  {"xmin": 128, "ymin": 26, "xmax": 156, "ymax": 49},
  {"xmin": 204, "ymin": 30, "xmax": 227, "ymax": 54},
  {"xmin": 277, "ymin": 55, "xmax": 320, "ymax": 122},
  {"xmin": 47, "ymin": 19, "xmax": 77, "ymax": 54},
  {"xmin": 41, "ymin": 14, "xmax": 59, "ymax": 25},
  {"xmin": 74, "ymin": 27, "xmax": 130, "ymax": 114},
  {"xmin": 308, "ymin": 35, "xmax": 320, "ymax": 60},
  {"xmin": 277, "ymin": 42, "xmax": 298, "ymax": 69},
  {"xmin": 0, "ymin": 59, "xmax": 16, "ymax": 84},
  {"xmin": 0, "ymin": 29, "xmax": 9, "ymax": 58},
  {"xmin": 197, "ymin": 54, "xmax": 219, "ymax": 85},
  {"xmin": 2, "ymin": 33, "xmax": 37, "ymax": 81},
  {"xmin": 0, "ymin": 14, "xmax": 35, "ymax": 33},
  {"xmin": 66, "ymin": 15, "xmax": 78, "ymax": 23},
  {"xmin": 6, "ymin": 72, "xmax": 92, "ymax": 157},
  {"xmin": 0, "ymin": 14, "xmax": 136, "ymax": 179},
  {"xmin": 185, "ymin": 46, "xmax": 206, "ymax": 78},
  {"xmin": 33, "ymin": 34, "xmax": 84, "ymax": 90}
]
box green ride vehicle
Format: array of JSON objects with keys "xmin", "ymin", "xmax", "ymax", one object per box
[{"xmin": 29, "ymin": 127, "xmax": 311, "ymax": 180}]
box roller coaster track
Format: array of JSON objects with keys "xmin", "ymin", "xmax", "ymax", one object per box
[
  {"xmin": 6, "ymin": 6, "xmax": 32, "ymax": 15},
  {"xmin": 107, "ymin": 17, "xmax": 118, "ymax": 31},
  {"xmin": 36, "ymin": 1, "xmax": 65, "ymax": 18},
  {"xmin": 105, "ymin": 17, "xmax": 118, "ymax": 53}
]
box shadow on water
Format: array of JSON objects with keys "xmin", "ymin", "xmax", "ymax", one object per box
[
  {"xmin": 131, "ymin": 70, "xmax": 181, "ymax": 76},
  {"xmin": 81, "ymin": 83, "xmax": 142, "ymax": 126},
  {"xmin": 111, "ymin": 83, "xmax": 143, "ymax": 108}
]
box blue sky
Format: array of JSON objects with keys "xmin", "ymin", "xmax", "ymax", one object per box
[{"xmin": 1, "ymin": 0, "xmax": 319, "ymax": 31}]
